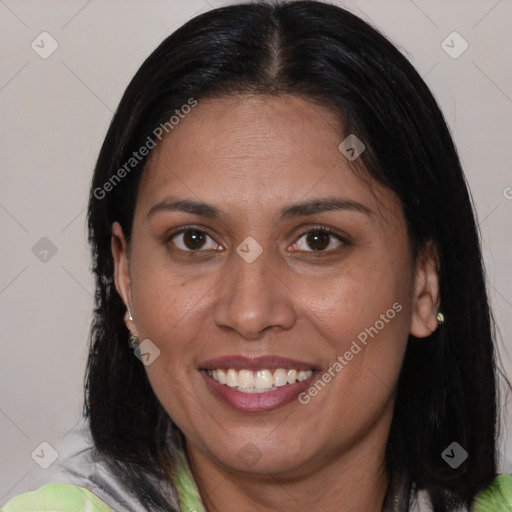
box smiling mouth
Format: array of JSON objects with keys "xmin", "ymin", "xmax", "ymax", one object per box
[{"xmin": 204, "ymin": 368, "xmax": 314, "ymax": 393}]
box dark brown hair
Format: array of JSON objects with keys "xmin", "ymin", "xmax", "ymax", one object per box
[{"xmin": 86, "ymin": 2, "xmax": 499, "ymax": 510}]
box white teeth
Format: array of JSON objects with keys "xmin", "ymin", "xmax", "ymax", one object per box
[
  {"xmin": 286, "ymin": 369, "xmax": 297, "ymax": 384},
  {"xmin": 238, "ymin": 369, "xmax": 254, "ymax": 389},
  {"xmin": 217, "ymin": 369, "xmax": 227, "ymax": 385},
  {"xmin": 226, "ymin": 369, "xmax": 238, "ymax": 388},
  {"xmin": 273, "ymin": 369, "xmax": 288, "ymax": 387},
  {"xmin": 207, "ymin": 368, "xmax": 313, "ymax": 391},
  {"xmin": 255, "ymin": 370, "xmax": 273, "ymax": 389},
  {"xmin": 297, "ymin": 370, "xmax": 310, "ymax": 382}
]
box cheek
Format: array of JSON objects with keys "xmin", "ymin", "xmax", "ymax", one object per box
[
  {"xmin": 129, "ymin": 246, "xmax": 212, "ymax": 343},
  {"xmin": 290, "ymin": 249, "xmax": 413, "ymax": 408},
  {"xmin": 291, "ymin": 251, "xmax": 412, "ymax": 343},
  {"xmin": 127, "ymin": 261, "xmax": 212, "ymax": 430}
]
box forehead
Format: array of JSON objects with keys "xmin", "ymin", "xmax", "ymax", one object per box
[{"xmin": 137, "ymin": 94, "xmax": 400, "ymax": 222}]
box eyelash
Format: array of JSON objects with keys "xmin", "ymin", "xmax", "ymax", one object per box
[
  {"xmin": 166, "ymin": 224, "xmax": 350, "ymax": 254},
  {"xmin": 290, "ymin": 225, "xmax": 349, "ymax": 253}
]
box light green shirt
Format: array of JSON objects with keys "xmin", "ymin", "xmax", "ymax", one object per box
[
  {"xmin": 2, "ymin": 459, "xmax": 511, "ymax": 512},
  {"xmin": 1, "ymin": 447, "xmax": 204, "ymax": 512},
  {"xmin": 0, "ymin": 483, "xmax": 114, "ymax": 512}
]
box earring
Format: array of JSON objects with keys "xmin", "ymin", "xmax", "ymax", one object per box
[
  {"xmin": 129, "ymin": 333, "xmax": 140, "ymax": 349},
  {"xmin": 126, "ymin": 307, "xmax": 139, "ymax": 348},
  {"xmin": 426, "ymin": 310, "xmax": 445, "ymax": 332}
]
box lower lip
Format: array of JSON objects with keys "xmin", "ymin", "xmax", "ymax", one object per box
[{"xmin": 201, "ymin": 371, "xmax": 315, "ymax": 412}]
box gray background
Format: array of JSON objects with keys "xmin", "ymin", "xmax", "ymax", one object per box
[{"xmin": 1, "ymin": 0, "xmax": 511, "ymax": 501}]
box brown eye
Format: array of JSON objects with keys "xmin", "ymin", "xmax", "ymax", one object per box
[
  {"xmin": 291, "ymin": 228, "xmax": 345, "ymax": 253},
  {"xmin": 306, "ymin": 231, "xmax": 330, "ymax": 251},
  {"xmin": 183, "ymin": 230, "xmax": 206, "ymax": 250},
  {"xmin": 171, "ymin": 229, "xmax": 221, "ymax": 252}
]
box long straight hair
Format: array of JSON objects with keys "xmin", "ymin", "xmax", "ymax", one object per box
[{"xmin": 86, "ymin": 2, "xmax": 499, "ymax": 510}]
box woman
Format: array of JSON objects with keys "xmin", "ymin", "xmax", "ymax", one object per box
[{"xmin": 2, "ymin": 1, "xmax": 511, "ymax": 511}]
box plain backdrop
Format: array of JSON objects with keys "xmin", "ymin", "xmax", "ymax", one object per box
[{"xmin": 1, "ymin": 0, "xmax": 511, "ymax": 502}]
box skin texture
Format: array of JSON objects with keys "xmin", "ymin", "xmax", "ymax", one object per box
[{"xmin": 112, "ymin": 94, "xmax": 440, "ymax": 512}]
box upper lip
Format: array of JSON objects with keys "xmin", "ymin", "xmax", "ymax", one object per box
[{"xmin": 199, "ymin": 355, "xmax": 319, "ymax": 371}]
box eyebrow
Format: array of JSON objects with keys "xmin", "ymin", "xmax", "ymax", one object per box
[
  {"xmin": 147, "ymin": 197, "xmax": 221, "ymax": 218},
  {"xmin": 280, "ymin": 197, "xmax": 373, "ymax": 219},
  {"xmin": 147, "ymin": 196, "xmax": 373, "ymax": 220}
]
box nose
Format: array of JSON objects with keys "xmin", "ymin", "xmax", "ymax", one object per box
[{"xmin": 213, "ymin": 249, "xmax": 297, "ymax": 340}]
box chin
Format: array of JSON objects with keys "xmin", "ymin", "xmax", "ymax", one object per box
[{"xmin": 204, "ymin": 431, "xmax": 315, "ymax": 476}]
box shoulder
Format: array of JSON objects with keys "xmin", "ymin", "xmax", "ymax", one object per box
[
  {"xmin": 472, "ymin": 473, "xmax": 512, "ymax": 512},
  {"xmin": 0, "ymin": 483, "xmax": 114, "ymax": 512}
]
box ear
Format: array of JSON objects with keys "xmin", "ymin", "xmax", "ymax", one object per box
[
  {"xmin": 410, "ymin": 240, "xmax": 441, "ymax": 338},
  {"xmin": 111, "ymin": 222, "xmax": 137, "ymax": 335}
]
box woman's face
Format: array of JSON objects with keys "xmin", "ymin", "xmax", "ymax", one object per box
[{"xmin": 113, "ymin": 94, "xmax": 438, "ymax": 477}]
